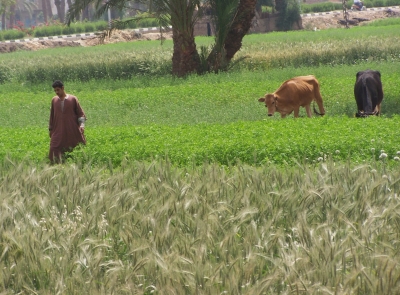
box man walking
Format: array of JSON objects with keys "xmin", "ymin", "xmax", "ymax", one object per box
[{"xmin": 48, "ymin": 80, "xmax": 87, "ymax": 163}]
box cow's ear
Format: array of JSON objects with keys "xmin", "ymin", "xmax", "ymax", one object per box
[
  {"xmin": 356, "ymin": 71, "xmax": 362, "ymax": 79},
  {"xmin": 258, "ymin": 97, "xmax": 265, "ymax": 102},
  {"xmin": 375, "ymin": 71, "xmax": 381, "ymax": 77}
]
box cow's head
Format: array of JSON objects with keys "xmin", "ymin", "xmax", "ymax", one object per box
[{"xmin": 258, "ymin": 94, "xmax": 277, "ymax": 116}]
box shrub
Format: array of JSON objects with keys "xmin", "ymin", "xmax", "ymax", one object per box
[
  {"xmin": 0, "ymin": 29, "xmax": 25, "ymax": 41},
  {"xmin": 62, "ymin": 26, "xmax": 76, "ymax": 35},
  {"xmin": 276, "ymin": 0, "xmax": 301, "ymax": 31},
  {"xmin": 83, "ymin": 23, "xmax": 95, "ymax": 32}
]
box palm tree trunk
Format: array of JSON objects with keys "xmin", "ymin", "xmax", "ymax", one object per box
[
  {"xmin": 172, "ymin": 26, "xmax": 201, "ymax": 77},
  {"xmin": 2, "ymin": 12, "xmax": 6, "ymax": 30},
  {"xmin": 82, "ymin": 5, "xmax": 89, "ymax": 21},
  {"xmin": 9, "ymin": 4, "xmax": 16, "ymax": 28},
  {"xmin": 61, "ymin": 0, "xmax": 66, "ymax": 22},
  {"xmin": 42, "ymin": 0, "xmax": 48, "ymax": 23},
  {"xmin": 46, "ymin": 0, "xmax": 53, "ymax": 20},
  {"xmin": 66, "ymin": 0, "xmax": 72, "ymax": 15},
  {"xmin": 54, "ymin": 0, "xmax": 65, "ymax": 22},
  {"xmin": 224, "ymin": 0, "xmax": 257, "ymax": 61},
  {"xmin": 170, "ymin": 2, "xmax": 201, "ymax": 77}
]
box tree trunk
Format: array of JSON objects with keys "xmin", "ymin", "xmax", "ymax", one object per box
[
  {"xmin": 46, "ymin": 0, "xmax": 53, "ymax": 20},
  {"xmin": 82, "ymin": 5, "xmax": 89, "ymax": 21},
  {"xmin": 61, "ymin": 0, "xmax": 65, "ymax": 22},
  {"xmin": 66, "ymin": 0, "xmax": 72, "ymax": 14},
  {"xmin": 172, "ymin": 27, "xmax": 201, "ymax": 77},
  {"xmin": 9, "ymin": 4, "xmax": 16, "ymax": 28},
  {"xmin": 54, "ymin": 0, "xmax": 65, "ymax": 22},
  {"xmin": 42, "ymin": 0, "xmax": 48, "ymax": 23},
  {"xmin": 224, "ymin": 0, "xmax": 257, "ymax": 61},
  {"xmin": 2, "ymin": 13, "xmax": 6, "ymax": 30}
]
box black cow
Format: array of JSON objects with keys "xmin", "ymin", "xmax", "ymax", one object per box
[{"xmin": 354, "ymin": 70, "xmax": 383, "ymax": 117}]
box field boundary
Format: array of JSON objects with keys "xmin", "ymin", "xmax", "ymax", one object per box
[
  {"xmin": 301, "ymin": 5, "xmax": 400, "ymax": 17},
  {"xmin": 0, "ymin": 26, "xmax": 171, "ymax": 44},
  {"xmin": 0, "ymin": 6, "xmax": 398, "ymax": 43}
]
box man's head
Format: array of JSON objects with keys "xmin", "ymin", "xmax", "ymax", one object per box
[{"xmin": 52, "ymin": 80, "xmax": 65, "ymax": 98}]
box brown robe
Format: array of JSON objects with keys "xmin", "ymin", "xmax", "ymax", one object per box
[{"xmin": 48, "ymin": 94, "xmax": 86, "ymax": 162}]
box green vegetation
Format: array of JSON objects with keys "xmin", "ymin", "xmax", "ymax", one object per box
[
  {"xmin": 3, "ymin": 117, "xmax": 400, "ymax": 166},
  {"xmin": 1, "ymin": 19, "xmax": 400, "ymax": 294},
  {"xmin": 1, "ymin": 64, "xmax": 400, "ymax": 166},
  {"xmin": 0, "ymin": 22, "xmax": 399, "ymax": 83},
  {"xmin": 0, "ymin": 18, "xmax": 159, "ymax": 41}
]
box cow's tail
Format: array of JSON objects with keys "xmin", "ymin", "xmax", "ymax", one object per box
[
  {"xmin": 313, "ymin": 80, "xmax": 325, "ymax": 116},
  {"xmin": 313, "ymin": 102, "xmax": 324, "ymax": 116}
]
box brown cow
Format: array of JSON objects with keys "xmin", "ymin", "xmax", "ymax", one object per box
[{"xmin": 258, "ymin": 75, "xmax": 326, "ymax": 118}]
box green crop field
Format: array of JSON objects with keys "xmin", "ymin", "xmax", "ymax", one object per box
[{"xmin": 1, "ymin": 18, "xmax": 400, "ymax": 294}]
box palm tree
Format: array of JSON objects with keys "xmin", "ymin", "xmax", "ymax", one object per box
[
  {"xmin": 0, "ymin": 0, "xmax": 12, "ymax": 29},
  {"xmin": 67, "ymin": 0, "xmax": 256, "ymax": 76},
  {"xmin": 9, "ymin": 3, "xmax": 16, "ymax": 27},
  {"xmin": 46, "ymin": 0, "xmax": 53, "ymax": 20},
  {"xmin": 42, "ymin": 0, "xmax": 48, "ymax": 22},
  {"xmin": 206, "ymin": 0, "xmax": 257, "ymax": 72},
  {"xmin": 154, "ymin": 0, "xmax": 202, "ymax": 76},
  {"xmin": 224, "ymin": 0, "xmax": 257, "ymax": 61},
  {"xmin": 54, "ymin": 0, "xmax": 66, "ymax": 22},
  {"xmin": 67, "ymin": 0, "xmax": 202, "ymax": 76}
]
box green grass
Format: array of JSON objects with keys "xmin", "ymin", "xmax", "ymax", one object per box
[
  {"xmin": 1, "ymin": 116, "xmax": 400, "ymax": 166},
  {"xmin": 0, "ymin": 22, "xmax": 399, "ymax": 83},
  {"xmin": 1, "ymin": 63, "xmax": 399, "ymax": 127}
]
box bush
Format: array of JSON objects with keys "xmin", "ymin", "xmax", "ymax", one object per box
[
  {"xmin": 0, "ymin": 29, "xmax": 25, "ymax": 41},
  {"xmin": 62, "ymin": 26, "xmax": 76, "ymax": 35},
  {"xmin": 83, "ymin": 23, "xmax": 95, "ymax": 32},
  {"xmin": 276, "ymin": 0, "xmax": 301, "ymax": 31}
]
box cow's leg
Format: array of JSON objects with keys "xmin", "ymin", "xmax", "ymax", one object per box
[
  {"xmin": 305, "ymin": 105, "xmax": 312, "ymax": 118},
  {"xmin": 376, "ymin": 103, "xmax": 381, "ymax": 116},
  {"xmin": 294, "ymin": 108, "xmax": 300, "ymax": 118},
  {"xmin": 280, "ymin": 113, "xmax": 287, "ymax": 118}
]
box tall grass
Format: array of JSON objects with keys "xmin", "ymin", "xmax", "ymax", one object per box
[
  {"xmin": 0, "ymin": 22, "xmax": 399, "ymax": 83},
  {"xmin": 1, "ymin": 158, "xmax": 400, "ymax": 293}
]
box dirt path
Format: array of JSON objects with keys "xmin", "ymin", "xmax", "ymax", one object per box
[
  {"xmin": 0, "ymin": 30, "xmax": 173, "ymax": 53},
  {"xmin": 302, "ymin": 6, "xmax": 400, "ymax": 30}
]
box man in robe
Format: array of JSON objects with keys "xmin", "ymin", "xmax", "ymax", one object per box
[{"xmin": 48, "ymin": 80, "xmax": 87, "ymax": 163}]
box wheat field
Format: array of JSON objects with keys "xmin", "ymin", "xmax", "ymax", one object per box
[{"xmin": 1, "ymin": 158, "xmax": 400, "ymax": 294}]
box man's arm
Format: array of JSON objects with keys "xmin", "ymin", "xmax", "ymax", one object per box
[
  {"xmin": 78, "ymin": 116, "xmax": 86, "ymax": 133},
  {"xmin": 49, "ymin": 100, "xmax": 54, "ymax": 138},
  {"xmin": 74, "ymin": 96, "xmax": 87, "ymax": 133}
]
